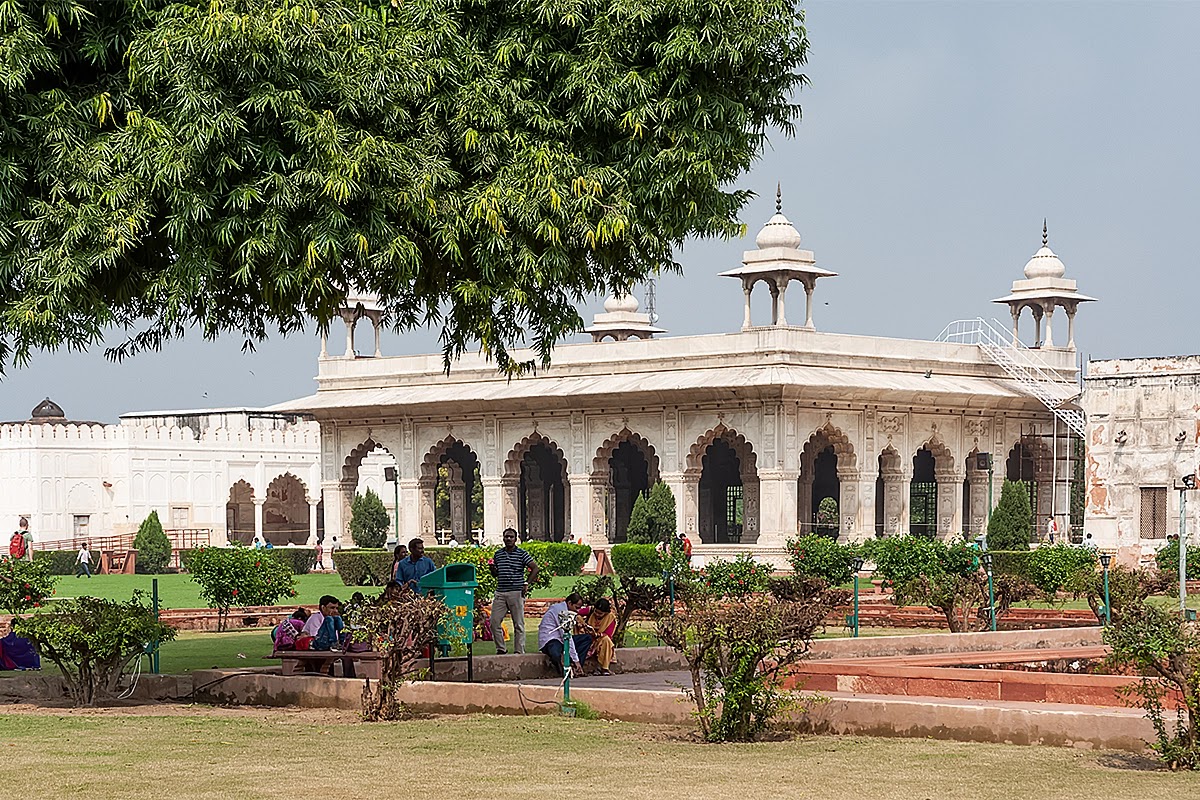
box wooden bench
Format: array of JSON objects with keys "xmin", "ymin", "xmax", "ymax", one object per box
[{"xmin": 270, "ymin": 650, "xmax": 384, "ymax": 681}]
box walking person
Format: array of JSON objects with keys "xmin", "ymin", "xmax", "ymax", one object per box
[
  {"xmin": 9, "ymin": 518, "xmax": 29, "ymax": 561},
  {"xmin": 314, "ymin": 538, "xmax": 325, "ymax": 571},
  {"xmin": 489, "ymin": 528, "xmax": 539, "ymax": 655},
  {"xmin": 75, "ymin": 542, "xmax": 93, "ymax": 578}
]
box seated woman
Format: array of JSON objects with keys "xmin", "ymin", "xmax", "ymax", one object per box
[
  {"xmin": 575, "ymin": 599, "xmax": 617, "ymax": 675},
  {"xmin": 272, "ymin": 608, "xmax": 310, "ymax": 651}
]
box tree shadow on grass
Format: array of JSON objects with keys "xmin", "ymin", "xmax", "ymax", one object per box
[{"xmin": 1095, "ymin": 751, "xmax": 1168, "ymax": 772}]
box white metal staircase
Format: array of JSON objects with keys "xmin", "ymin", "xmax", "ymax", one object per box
[{"xmin": 937, "ymin": 318, "xmax": 1086, "ymax": 438}]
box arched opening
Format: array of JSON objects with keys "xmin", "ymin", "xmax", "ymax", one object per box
[
  {"xmin": 1006, "ymin": 441, "xmax": 1039, "ymax": 541},
  {"xmin": 225, "ymin": 480, "xmax": 255, "ymax": 544},
  {"xmin": 264, "ymin": 473, "xmax": 309, "ymax": 545},
  {"xmin": 910, "ymin": 447, "xmax": 937, "ymax": 538},
  {"xmin": 689, "ymin": 427, "xmax": 759, "ymax": 545},
  {"xmin": 811, "ymin": 448, "xmax": 840, "ymax": 538},
  {"xmin": 428, "ymin": 439, "xmax": 482, "ymax": 544},
  {"xmin": 342, "ymin": 438, "xmax": 399, "ymax": 545},
  {"xmin": 592, "ymin": 430, "xmax": 660, "ymax": 544},
  {"xmin": 799, "ymin": 425, "xmax": 855, "ymax": 539},
  {"xmin": 520, "ymin": 443, "xmax": 567, "ymax": 542}
]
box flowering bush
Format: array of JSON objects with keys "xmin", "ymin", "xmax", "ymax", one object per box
[
  {"xmin": 0, "ymin": 557, "xmax": 56, "ymax": 614},
  {"xmin": 187, "ymin": 545, "xmax": 296, "ymax": 630},
  {"xmin": 698, "ymin": 555, "xmax": 772, "ymax": 598},
  {"xmin": 785, "ymin": 534, "xmax": 860, "ymax": 585}
]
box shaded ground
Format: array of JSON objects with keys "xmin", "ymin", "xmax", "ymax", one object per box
[{"xmin": 0, "ymin": 708, "xmax": 1191, "ymax": 799}]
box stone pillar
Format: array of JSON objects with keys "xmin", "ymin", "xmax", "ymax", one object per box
[
  {"xmin": 447, "ymin": 462, "xmax": 466, "ymax": 541},
  {"xmin": 568, "ymin": 476, "xmax": 592, "ymax": 545},
  {"xmin": 588, "ymin": 477, "xmax": 609, "ymax": 549},
  {"xmin": 482, "ymin": 477, "xmax": 504, "ymax": 544},
  {"xmin": 320, "ymin": 479, "xmax": 355, "ymax": 544},
  {"xmin": 769, "ymin": 282, "xmax": 780, "ymax": 325},
  {"xmin": 343, "ymin": 313, "xmax": 356, "ymax": 358},
  {"xmin": 1010, "ymin": 307, "xmax": 1020, "ymax": 345},
  {"xmin": 1042, "ymin": 302, "xmax": 1056, "ymax": 348},
  {"xmin": 501, "ymin": 477, "xmax": 520, "ymax": 532},
  {"xmin": 776, "ymin": 282, "xmax": 788, "ymax": 326},
  {"xmin": 681, "ymin": 474, "xmax": 701, "ymax": 542},
  {"xmin": 966, "ymin": 469, "xmax": 990, "ymax": 537},
  {"xmin": 698, "ymin": 483, "xmax": 713, "ymax": 543},
  {"xmin": 845, "ymin": 474, "xmax": 877, "ymax": 543},
  {"xmin": 253, "ymin": 497, "xmax": 265, "ymax": 544},
  {"xmin": 417, "ymin": 480, "xmax": 436, "ymax": 540},
  {"xmin": 882, "ymin": 472, "xmax": 908, "ymax": 537},
  {"xmin": 661, "ymin": 472, "xmax": 688, "ymax": 539},
  {"xmin": 307, "ymin": 497, "xmax": 319, "ymax": 546},
  {"xmin": 1066, "ymin": 306, "xmax": 1077, "ymax": 350},
  {"xmin": 803, "ymin": 279, "xmax": 815, "ymax": 329},
  {"xmin": 397, "ymin": 479, "xmax": 419, "ymax": 541},
  {"xmin": 373, "ymin": 317, "xmax": 382, "ymax": 357},
  {"xmin": 319, "ymin": 333, "xmax": 328, "ymax": 359},
  {"xmin": 936, "ymin": 469, "xmax": 963, "ymax": 540},
  {"xmin": 797, "ymin": 450, "xmax": 815, "ymax": 533},
  {"xmin": 741, "ymin": 280, "xmax": 753, "ymax": 330},
  {"xmin": 1031, "ymin": 305, "xmax": 1043, "ymax": 347},
  {"xmin": 754, "ymin": 471, "xmax": 796, "ymax": 548}
]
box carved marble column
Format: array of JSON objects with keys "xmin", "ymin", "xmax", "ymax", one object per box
[
  {"xmin": 307, "ymin": 497, "xmax": 319, "ymax": 547},
  {"xmin": 446, "ymin": 462, "xmax": 466, "ymax": 541},
  {"xmin": 754, "ymin": 470, "xmax": 796, "ymax": 548},
  {"xmin": 482, "ymin": 477, "xmax": 503, "ymax": 544},
  {"xmin": 525, "ymin": 463, "xmax": 545, "ymax": 540},
  {"xmin": 253, "ymin": 497, "xmax": 265, "ymax": 544},
  {"xmin": 501, "ymin": 476, "xmax": 520, "ymax": 533},
  {"xmin": 936, "ymin": 468, "xmax": 964, "ymax": 540}
]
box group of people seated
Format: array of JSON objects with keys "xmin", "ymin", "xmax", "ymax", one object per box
[
  {"xmin": 536, "ymin": 593, "xmax": 617, "ymax": 677},
  {"xmin": 271, "ymin": 594, "xmax": 349, "ymax": 653}
]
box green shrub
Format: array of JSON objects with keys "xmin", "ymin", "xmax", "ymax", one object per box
[
  {"xmin": 610, "ymin": 543, "xmax": 663, "ymax": 577},
  {"xmin": 0, "ymin": 557, "xmax": 56, "ymax": 613},
  {"xmin": 1026, "ymin": 545, "xmax": 1097, "ymax": 594},
  {"xmin": 987, "ymin": 480, "xmax": 1033, "ymax": 550},
  {"xmin": 331, "ymin": 548, "xmax": 395, "ymax": 586},
  {"xmin": 521, "ymin": 542, "xmax": 591, "ymax": 575},
  {"xmin": 1155, "ymin": 539, "xmax": 1200, "ymax": 581},
  {"xmin": 32, "ymin": 550, "xmax": 78, "ymax": 576},
  {"xmin": 698, "ymin": 555, "xmax": 772, "ymax": 598},
  {"xmin": 349, "ymin": 489, "xmax": 390, "ymax": 549},
  {"xmin": 13, "ymin": 593, "xmax": 176, "ymax": 707},
  {"xmin": 267, "ymin": 547, "xmax": 314, "ymax": 576},
  {"xmin": 988, "ymin": 550, "xmax": 1034, "ymax": 580},
  {"xmin": 626, "ymin": 482, "xmax": 677, "ymax": 544},
  {"xmin": 443, "ymin": 545, "xmax": 552, "ymax": 600},
  {"xmin": 134, "ymin": 511, "xmax": 172, "ymax": 574},
  {"xmin": 786, "ymin": 534, "xmax": 860, "ymax": 585},
  {"xmin": 187, "ymin": 545, "xmax": 297, "ymax": 630}
]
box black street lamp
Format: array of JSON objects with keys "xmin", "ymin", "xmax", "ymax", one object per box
[
  {"xmin": 981, "ymin": 551, "xmax": 996, "ymax": 631},
  {"xmin": 851, "ymin": 556, "xmax": 866, "ymax": 638}
]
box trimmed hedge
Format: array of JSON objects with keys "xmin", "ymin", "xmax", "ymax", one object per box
[
  {"xmin": 610, "ymin": 543, "xmax": 662, "ymax": 577},
  {"xmin": 180, "ymin": 547, "xmax": 315, "ymax": 576},
  {"xmin": 331, "ymin": 548, "xmax": 395, "ymax": 585},
  {"xmin": 521, "ymin": 542, "xmax": 591, "ymax": 576},
  {"xmin": 989, "ymin": 546, "xmax": 1098, "ymax": 593},
  {"xmin": 33, "ymin": 549, "xmax": 78, "ymax": 575}
]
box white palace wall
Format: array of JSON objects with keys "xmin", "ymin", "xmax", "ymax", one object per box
[{"xmin": 0, "ymin": 418, "xmax": 323, "ymax": 547}]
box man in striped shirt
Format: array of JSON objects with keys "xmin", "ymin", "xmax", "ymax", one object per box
[{"xmin": 489, "ymin": 528, "xmax": 539, "ymax": 654}]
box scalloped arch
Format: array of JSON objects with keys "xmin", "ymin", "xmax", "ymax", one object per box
[
  {"xmin": 592, "ymin": 428, "xmax": 661, "ymax": 481},
  {"xmin": 801, "ymin": 423, "xmax": 858, "ymax": 473},
  {"xmin": 686, "ymin": 424, "xmax": 758, "ymax": 475},
  {"xmin": 420, "ymin": 435, "xmax": 479, "ymax": 481},
  {"xmin": 342, "ymin": 437, "xmax": 395, "ymax": 481},
  {"xmin": 917, "ymin": 436, "xmax": 956, "ymax": 478},
  {"xmin": 505, "ymin": 432, "xmax": 570, "ymax": 479}
]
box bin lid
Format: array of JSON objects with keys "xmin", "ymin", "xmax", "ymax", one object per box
[{"xmin": 418, "ymin": 563, "xmax": 479, "ymax": 589}]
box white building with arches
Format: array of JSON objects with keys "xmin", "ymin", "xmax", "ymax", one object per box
[
  {"xmin": 0, "ymin": 400, "xmax": 325, "ymax": 548},
  {"xmin": 276, "ymin": 206, "xmax": 1093, "ymax": 565}
]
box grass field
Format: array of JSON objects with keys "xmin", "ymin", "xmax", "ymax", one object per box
[
  {"xmin": 47, "ymin": 573, "xmax": 584, "ymax": 609},
  {"xmin": 0, "ymin": 711, "xmax": 1193, "ymax": 799}
]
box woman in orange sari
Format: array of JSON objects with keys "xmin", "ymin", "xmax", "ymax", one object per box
[{"xmin": 576, "ymin": 598, "xmax": 617, "ymax": 675}]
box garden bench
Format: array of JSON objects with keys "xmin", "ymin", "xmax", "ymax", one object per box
[{"xmin": 270, "ymin": 649, "xmax": 384, "ymax": 681}]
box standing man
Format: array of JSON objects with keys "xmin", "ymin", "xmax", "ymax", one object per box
[
  {"xmin": 396, "ymin": 538, "xmax": 436, "ymax": 592},
  {"xmin": 489, "ymin": 527, "xmax": 539, "ymax": 655},
  {"xmin": 75, "ymin": 542, "xmax": 93, "ymax": 578},
  {"xmin": 9, "ymin": 518, "xmax": 29, "ymax": 561},
  {"xmin": 21, "ymin": 517, "xmax": 33, "ymax": 562}
]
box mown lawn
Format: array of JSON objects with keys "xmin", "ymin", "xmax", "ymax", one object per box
[{"xmin": 0, "ymin": 711, "xmax": 1193, "ymax": 800}]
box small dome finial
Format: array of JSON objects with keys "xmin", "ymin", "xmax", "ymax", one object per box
[
  {"xmin": 775, "ymin": 182, "xmax": 782, "ymax": 214},
  {"xmin": 1042, "ymin": 218, "xmax": 1048, "ymax": 248}
]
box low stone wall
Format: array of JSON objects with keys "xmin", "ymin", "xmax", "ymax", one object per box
[
  {"xmin": 427, "ymin": 645, "xmax": 686, "ymax": 682},
  {"xmin": 807, "ymin": 626, "xmax": 1104, "ymax": 660}
]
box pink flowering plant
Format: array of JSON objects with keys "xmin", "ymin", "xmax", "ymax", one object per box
[{"xmin": 188, "ymin": 544, "xmax": 296, "ymax": 631}]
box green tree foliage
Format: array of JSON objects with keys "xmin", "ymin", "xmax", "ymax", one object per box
[
  {"xmin": 1104, "ymin": 602, "xmax": 1200, "ymax": 770},
  {"xmin": 626, "ymin": 482, "xmax": 677, "ymax": 544},
  {"xmin": 987, "ymin": 480, "xmax": 1033, "ymax": 551},
  {"xmin": 1155, "ymin": 539, "xmax": 1200, "ymax": 581},
  {"xmin": 697, "ymin": 555, "xmax": 772, "ymax": 598},
  {"xmin": 0, "ymin": 0, "xmax": 809, "ymax": 374},
  {"xmin": 785, "ymin": 533, "xmax": 859, "ymax": 585},
  {"xmin": 815, "ymin": 496, "xmax": 839, "ymax": 536},
  {"xmin": 0, "ymin": 556, "xmax": 56, "ymax": 613},
  {"xmin": 13, "ymin": 594, "xmax": 176, "ymax": 707},
  {"xmin": 1066, "ymin": 564, "xmax": 1169, "ymax": 625},
  {"xmin": 609, "ymin": 543, "xmax": 662, "ymax": 577},
  {"xmin": 134, "ymin": 510, "xmax": 172, "ymax": 574},
  {"xmin": 187, "ymin": 545, "xmax": 297, "ymax": 630},
  {"xmin": 867, "ymin": 535, "xmax": 1034, "ymax": 632},
  {"xmin": 657, "ymin": 593, "xmax": 835, "ymax": 742},
  {"xmin": 349, "ymin": 489, "xmax": 390, "ymax": 548}
]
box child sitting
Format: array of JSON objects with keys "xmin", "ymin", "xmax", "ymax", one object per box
[{"xmin": 272, "ymin": 607, "xmax": 310, "ymax": 651}]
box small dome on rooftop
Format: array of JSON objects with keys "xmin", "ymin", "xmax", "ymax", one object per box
[
  {"xmin": 603, "ymin": 293, "xmax": 640, "ymax": 314},
  {"xmin": 754, "ymin": 213, "xmax": 802, "ymax": 250},
  {"xmin": 31, "ymin": 397, "xmax": 65, "ymax": 419},
  {"xmin": 1024, "ymin": 222, "xmax": 1067, "ymax": 280}
]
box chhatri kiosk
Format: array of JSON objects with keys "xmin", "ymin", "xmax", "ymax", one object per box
[{"xmin": 276, "ymin": 202, "xmax": 1092, "ymax": 566}]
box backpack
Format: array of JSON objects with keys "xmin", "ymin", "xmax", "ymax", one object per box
[{"xmin": 9, "ymin": 532, "xmax": 26, "ymax": 560}]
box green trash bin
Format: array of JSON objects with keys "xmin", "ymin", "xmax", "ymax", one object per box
[{"xmin": 418, "ymin": 563, "xmax": 478, "ymax": 647}]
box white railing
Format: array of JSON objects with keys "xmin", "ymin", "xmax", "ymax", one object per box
[{"xmin": 937, "ymin": 318, "xmax": 1085, "ymax": 438}]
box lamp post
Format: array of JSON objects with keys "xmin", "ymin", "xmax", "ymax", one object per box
[
  {"xmin": 1177, "ymin": 474, "xmax": 1196, "ymax": 614},
  {"xmin": 851, "ymin": 556, "xmax": 865, "ymax": 637},
  {"xmin": 977, "ymin": 452, "xmax": 994, "ymax": 533},
  {"xmin": 384, "ymin": 466, "xmax": 399, "ymax": 547},
  {"xmin": 1099, "ymin": 552, "xmax": 1112, "ymax": 627},
  {"xmin": 982, "ymin": 551, "xmax": 996, "ymax": 632}
]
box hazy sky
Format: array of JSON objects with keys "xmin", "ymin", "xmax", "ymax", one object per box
[{"xmin": 3, "ymin": 1, "xmax": 1197, "ymax": 423}]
